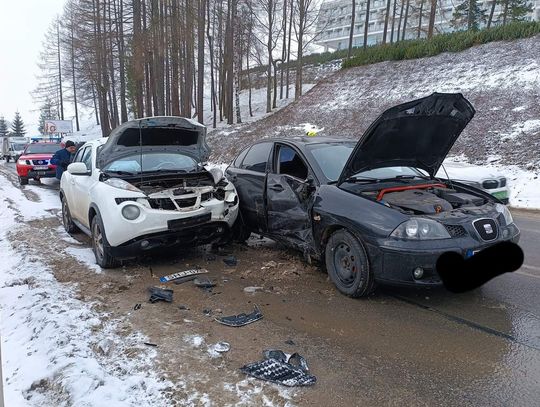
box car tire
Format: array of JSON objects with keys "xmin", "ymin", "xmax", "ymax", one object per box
[
  {"xmin": 19, "ymin": 176, "xmax": 28, "ymax": 185},
  {"xmin": 91, "ymin": 213, "xmax": 119, "ymax": 269},
  {"xmin": 325, "ymin": 229, "xmax": 375, "ymax": 298},
  {"xmin": 61, "ymin": 196, "xmax": 79, "ymax": 234}
]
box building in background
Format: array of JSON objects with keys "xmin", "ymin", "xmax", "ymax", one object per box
[{"xmin": 316, "ymin": 0, "xmax": 540, "ymax": 52}]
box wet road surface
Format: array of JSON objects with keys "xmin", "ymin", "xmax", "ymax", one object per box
[{"xmin": 1, "ymin": 160, "xmax": 539, "ymax": 406}]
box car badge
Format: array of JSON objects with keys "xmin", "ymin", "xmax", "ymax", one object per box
[{"xmin": 483, "ymin": 224, "xmax": 493, "ymax": 234}]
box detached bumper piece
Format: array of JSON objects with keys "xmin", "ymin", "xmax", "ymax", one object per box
[
  {"xmin": 241, "ymin": 350, "xmax": 316, "ymax": 387},
  {"xmin": 215, "ymin": 305, "xmax": 263, "ymax": 327}
]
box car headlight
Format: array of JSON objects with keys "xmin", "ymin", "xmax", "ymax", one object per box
[
  {"xmin": 121, "ymin": 204, "xmax": 141, "ymax": 220},
  {"xmin": 391, "ymin": 218, "xmax": 451, "ymax": 240},
  {"xmin": 104, "ymin": 177, "xmax": 143, "ymax": 193},
  {"xmin": 495, "ymin": 203, "xmax": 513, "ymax": 225},
  {"xmin": 17, "ymin": 159, "xmax": 29, "ymax": 165}
]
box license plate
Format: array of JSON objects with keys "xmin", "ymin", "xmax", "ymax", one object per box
[
  {"xmin": 465, "ymin": 249, "xmax": 481, "ymax": 258},
  {"xmin": 33, "ymin": 165, "xmax": 48, "ymax": 170},
  {"xmin": 492, "ymin": 191, "xmax": 508, "ymax": 200},
  {"xmin": 159, "ymin": 268, "xmax": 208, "ymax": 283}
]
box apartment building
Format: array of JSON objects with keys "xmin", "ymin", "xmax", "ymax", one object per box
[{"xmin": 316, "ymin": 0, "xmax": 540, "ymax": 51}]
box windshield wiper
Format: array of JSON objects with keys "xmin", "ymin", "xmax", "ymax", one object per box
[
  {"xmin": 143, "ymin": 169, "xmax": 188, "ymax": 174},
  {"xmin": 104, "ymin": 170, "xmax": 138, "ymax": 176},
  {"xmin": 344, "ymin": 177, "xmax": 381, "ymax": 184}
]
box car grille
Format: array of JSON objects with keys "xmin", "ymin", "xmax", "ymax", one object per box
[
  {"xmin": 444, "ymin": 224, "xmax": 467, "ymax": 238},
  {"xmin": 148, "ymin": 198, "xmax": 177, "ymax": 210},
  {"xmin": 473, "ymin": 218, "xmax": 498, "ymax": 241},
  {"xmin": 482, "ymin": 179, "xmax": 500, "ymax": 189},
  {"xmin": 32, "ymin": 159, "xmax": 49, "ymax": 165}
]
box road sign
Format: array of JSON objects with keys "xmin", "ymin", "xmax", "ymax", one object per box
[{"xmin": 45, "ymin": 120, "xmax": 73, "ymax": 134}]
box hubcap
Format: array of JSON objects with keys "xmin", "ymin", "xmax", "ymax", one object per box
[
  {"xmin": 92, "ymin": 222, "xmax": 104, "ymax": 260},
  {"xmin": 333, "ymin": 242, "xmax": 358, "ymax": 287}
]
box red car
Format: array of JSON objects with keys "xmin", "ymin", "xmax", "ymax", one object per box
[{"xmin": 16, "ymin": 142, "xmax": 62, "ymax": 185}]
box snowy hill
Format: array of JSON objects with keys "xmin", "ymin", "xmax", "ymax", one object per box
[{"xmin": 207, "ymin": 35, "xmax": 540, "ymax": 171}]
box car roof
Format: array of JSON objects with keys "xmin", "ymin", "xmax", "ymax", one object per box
[{"xmin": 263, "ymin": 136, "xmax": 356, "ymax": 147}]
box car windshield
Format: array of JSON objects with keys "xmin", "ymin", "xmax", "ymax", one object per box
[
  {"xmin": 12, "ymin": 143, "xmax": 26, "ymax": 150},
  {"xmin": 353, "ymin": 166, "xmax": 426, "ymax": 180},
  {"xmin": 24, "ymin": 143, "xmax": 62, "ymax": 154},
  {"xmin": 308, "ymin": 142, "xmax": 355, "ymax": 181},
  {"xmin": 102, "ymin": 152, "xmax": 198, "ymax": 173}
]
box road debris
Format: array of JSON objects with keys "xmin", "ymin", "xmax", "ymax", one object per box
[
  {"xmin": 215, "ymin": 305, "xmax": 263, "ymax": 327},
  {"xmin": 143, "ymin": 342, "xmax": 158, "ymax": 347},
  {"xmin": 178, "ymin": 304, "xmax": 190, "ymax": 310},
  {"xmin": 193, "ymin": 277, "xmax": 216, "ymax": 288},
  {"xmin": 223, "ymin": 255, "xmax": 238, "ymax": 267},
  {"xmin": 211, "ymin": 341, "xmax": 231, "ymax": 353},
  {"xmin": 240, "ymin": 349, "xmax": 316, "ymax": 387},
  {"xmin": 133, "ymin": 303, "xmax": 142, "ymax": 310},
  {"xmin": 159, "ymin": 268, "xmax": 209, "ymax": 283},
  {"xmin": 243, "ymin": 286, "xmax": 263, "ymax": 293},
  {"xmin": 148, "ymin": 287, "xmax": 174, "ymax": 303}
]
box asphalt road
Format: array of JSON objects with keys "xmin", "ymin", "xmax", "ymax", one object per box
[{"xmin": 2, "ymin": 160, "xmax": 539, "ymax": 405}]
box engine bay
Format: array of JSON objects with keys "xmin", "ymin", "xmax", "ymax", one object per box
[{"xmin": 362, "ymin": 184, "xmax": 488, "ymax": 215}]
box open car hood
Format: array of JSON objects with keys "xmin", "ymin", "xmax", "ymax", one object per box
[
  {"xmin": 97, "ymin": 116, "xmax": 210, "ymax": 168},
  {"xmin": 338, "ymin": 93, "xmax": 475, "ymax": 184}
]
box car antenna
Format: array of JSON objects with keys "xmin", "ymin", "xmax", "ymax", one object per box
[{"xmin": 139, "ymin": 119, "xmax": 143, "ymax": 186}]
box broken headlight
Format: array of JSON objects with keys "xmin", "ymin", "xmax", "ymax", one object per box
[
  {"xmin": 104, "ymin": 177, "xmax": 143, "ymax": 193},
  {"xmin": 391, "ymin": 218, "xmax": 450, "ymax": 240},
  {"xmin": 495, "ymin": 203, "xmax": 513, "ymax": 225}
]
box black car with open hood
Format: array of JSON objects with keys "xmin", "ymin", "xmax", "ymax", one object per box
[{"xmin": 226, "ymin": 93, "xmax": 520, "ymax": 297}]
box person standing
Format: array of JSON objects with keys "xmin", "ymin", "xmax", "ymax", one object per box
[{"xmin": 50, "ymin": 140, "xmax": 77, "ymax": 180}]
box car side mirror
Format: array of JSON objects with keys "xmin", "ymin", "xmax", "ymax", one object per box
[{"xmin": 67, "ymin": 162, "xmax": 90, "ymax": 176}]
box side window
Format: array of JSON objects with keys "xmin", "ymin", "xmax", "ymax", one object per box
[
  {"xmin": 241, "ymin": 142, "xmax": 272, "ymax": 173},
  {"xmin": 73, "ymin": 147, "xmax": 85, "ymax": 163},
  {"xmin": 81, "ymin": 147, "xmax": 92, "ymax": 170},
  {"xmin": 233, "ymin": 146, "xmax": 249, "ymax": 168},
  {"xmin": 277, "ymin": 145, "xmax": 308, "ymax": 180}
]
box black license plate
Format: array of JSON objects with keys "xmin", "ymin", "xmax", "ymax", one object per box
[{"xmin": 168, "ymin": 213, "xmax": 211, "ymax": 230}]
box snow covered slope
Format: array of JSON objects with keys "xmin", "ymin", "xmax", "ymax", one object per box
[{"xmin": 207, "ymin": 35, "xmax": 540, "ymax": 171}]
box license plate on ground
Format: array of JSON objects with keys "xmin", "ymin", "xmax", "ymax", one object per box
[
  {"xmin": 492, "ymin": 191, "xmax": 508, "ymax": 200},
  {"xmin": 33, "ymin": 165, "xmax": 48, "ymax": 170}
]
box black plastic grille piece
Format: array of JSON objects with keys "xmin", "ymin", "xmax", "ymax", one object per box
[
  {"xmin": 115, "ymin": 198, "xmax": 137, "ymax": 205},
  {"xmin": 499, "ymin": 178, "xmax": 507, "ymax": 187},
  {"xmin": 473, "ymin": 218, "xmax": 498, "ymax": 241},
  {"xmin": 148, "ymin": 198, "xmax": 176, "ymax": 210},
  {"xmin": 175, "ymin": 197, "xmax": 197, "ymax": 208},
  {"xmin": 444, "ymin": 224, "xmax": 467, "ymax": 238}
]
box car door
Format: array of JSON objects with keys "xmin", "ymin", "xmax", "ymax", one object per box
[
  {"xmin": 70, "ymin": 146, "xmax": 94, "ymax": 225},
  {"xmin": 226, "ymin": 142, "xmax": 273, "ymax": 232},
  {"xmin": 265, "ymin": 143, "xmax": 316, "ymax": 251}
]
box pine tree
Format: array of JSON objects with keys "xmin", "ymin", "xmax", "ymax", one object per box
[
  {"xmin": 451, "ymin": 0, "xmax": 487, "ymax": 30},
  {"xmin": 11, "ymin": 112, "xmax": 26, "ymax": 137},
  {"xmin": 503, "ymin": 0, "xmax": 533, "ymax": 23},
  {"xmin": 38, "ymin": 101, "xmax": 57, "ymax": 135},
  {"xmin": 0, "ymin": 117, "xmax": 8, "ymax": 137}
]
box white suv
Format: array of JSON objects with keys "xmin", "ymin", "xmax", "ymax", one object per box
[{"xmin": 60, "ymin": 117, "xmax": 239, "ymax": 267}]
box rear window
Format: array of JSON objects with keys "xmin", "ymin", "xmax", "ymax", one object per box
[{"xmin": 24, "ymin": 143, "xmax": 62, "ymax": 154}]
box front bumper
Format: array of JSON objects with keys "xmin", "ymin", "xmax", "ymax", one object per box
[
  {"xmin": 17, "ymin": 165, "xmax": 56, "ymax": 178},
  {"xmin": 109, "ymin": 221, "xmax": 230, "ymax": 259},
  {"xmin": 365, "ymin": 225, "xmax": 520, "ymax": 286}
]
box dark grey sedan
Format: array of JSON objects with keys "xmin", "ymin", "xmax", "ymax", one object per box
[{"xmin": 226, "ymin": 93, "xmax": 520, "ymax": 297}]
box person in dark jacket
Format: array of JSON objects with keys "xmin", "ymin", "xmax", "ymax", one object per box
[{"xmin": 51, "ymin": 140, "xmax": 77, "ymax": 180}]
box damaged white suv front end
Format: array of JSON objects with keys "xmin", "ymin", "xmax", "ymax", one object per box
[{"xmin": 60, "ymin": 117, "xmax": 239, "ymax": 268}]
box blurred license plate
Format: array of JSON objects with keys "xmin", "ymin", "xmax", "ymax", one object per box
[
  {"xmin": 466, "ymin": 249, "xmax": 481, "ymax": 258},
  {"xmin": 33, "ymin": 165, "xmax": 48, "ymax": 170}
]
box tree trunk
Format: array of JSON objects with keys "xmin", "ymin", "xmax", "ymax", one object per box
[
  {"xmin": 391, "ymin": 0, "xmax": 397, "ymax": 43},
  {"xmin": 401, "ymin": 0, "xmax": 410, "ymax": 40},
  {"xmin": 397, "ymin": 0, "xmax": 405, "ymax": 42},
  {"xmin": 427, "ymin": 0, "xmax": 437, "ymax": 39},
  {"xmin": 487, "ymin": 0, "xmax": 496, "ymax": 28},
  {"xmin": 383, "ymin": 0, "xmax": 391, "ymax": 44},
  {"xmin": 116, "ymin": 0, "xmax": 128, "ymax": 123},
  {"xmin": 69, "ymin": 12, "xmax": 80, "ymax": 131},
  {"xmin": 417, "ymin": 0, "xmax": 424, "ymax": 38},
  {"xmin": 363, "ymin": 0, "xmax": 371, "ymax": 49},
  {"xmin": 207, "ymin": 0, "xmax": 217, "ymax": 127},
  {"xmin": 347, "ymin": 0, "xmax": 356, "ymax": 58},
  {"xmin": 132, "ymin": 0, "xmax": 144, "ymax": 117},
  {"xmin": 266, "ymin": 0, "xmax": 274, "ymax": 111},
  {"xmin": 280, "ymin": 0, "xmax": 287, "ymax": 98},
  {"xmin": 285, "ymin": 0, "xmax": 293, "ymax": 98},
  {"xmin": 57, "ymin": 21, "xmax": 64, "ymax": 120},
  {"xmin": 502, "ymin": 0, "xmax": 509, "ymax": 26},
  {"xmin": 197, "ymin": 0, "xmax": 206, "ymax": 124}
]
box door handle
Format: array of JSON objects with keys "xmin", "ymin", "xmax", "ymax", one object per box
[{"xmin": 269, "ymin": 184, "xmax": 284, "ymax": 192}]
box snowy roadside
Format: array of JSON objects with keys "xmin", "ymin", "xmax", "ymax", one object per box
[{"xmin": 0, "ymin": 174, "xmax": 170, "ymax": 406}]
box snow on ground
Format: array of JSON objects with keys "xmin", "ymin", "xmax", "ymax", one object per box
[{"xmin": 0, "ymin": 175, "xmax": 170, "ymax": 406}]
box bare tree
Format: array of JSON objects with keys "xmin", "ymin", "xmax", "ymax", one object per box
[{"xmin": 347, "ymin": 0, "xmax": 356, "ymax": 58}]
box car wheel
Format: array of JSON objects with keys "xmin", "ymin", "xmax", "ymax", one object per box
[
  {"xmin": 325, "ymin": 229, "xmax": 375, "ymax": 298},
  {"xmin": 19, "ymin": 176, "xmax": 28, "ymax": 185},
  {"xmin": 61, "ymin": 196, "xmax": 79, "ymax": 234},
  {"xmin": 91, "ymin": 214, "xmax": 119, "ymax": 268}
]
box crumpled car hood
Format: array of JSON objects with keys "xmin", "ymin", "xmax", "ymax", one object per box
[
  {"xmin": 97, "ymin": 116, "xmax": 210, "ymax": 168},
  {"xmin": 338, "ymin": 93, "xmax": 475, "ymax": 184}
]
